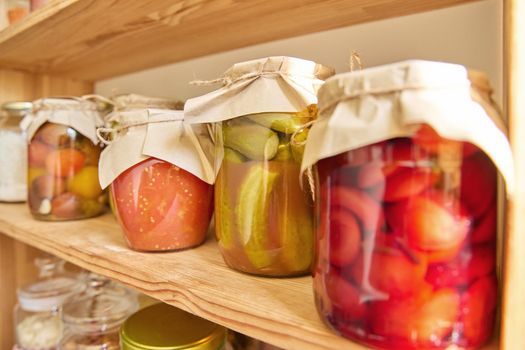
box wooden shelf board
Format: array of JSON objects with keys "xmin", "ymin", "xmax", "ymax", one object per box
[
  {"xmin": 0, "ymin": 0, "xmax": 479, "ymax": 81},
  {"xmin": 0, "ymin": 204, "xmax": 501, "ymax": 350},
  {"xmin": 0, "ymin": 204, "xmax": 364, "ymax": 350}
]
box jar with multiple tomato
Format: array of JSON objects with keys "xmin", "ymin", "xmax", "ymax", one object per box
[
  {"xmin": 215, "ymin": 108, "xmax": 316, "ymax": 276},
  {"xmin": 27, "ymin": 100, "xmax": 105, "ymax": 221},
  {"xmin": 314, "ymin": 128, "xmax": 498, "ymax": 349}
]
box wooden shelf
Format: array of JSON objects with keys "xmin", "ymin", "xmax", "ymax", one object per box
[
  {"xmin": 0, "ymin": 204, "xmax": 360, "ymax": 350},
  {"xmin": 0, "ymin": 0, "xmax": 479, "ymax": 81},
  {"xmin": 0, "ymin": 203, "xmax": 501, "ymax": 350}
]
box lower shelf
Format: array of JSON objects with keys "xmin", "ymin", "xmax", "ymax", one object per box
[{"xmin": 0, "ymin": 203, "xmax": 498, "ymax": 350}]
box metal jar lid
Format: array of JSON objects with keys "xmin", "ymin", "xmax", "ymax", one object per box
[
  {"xmin": 1, "ymin": 101, "xmax": 33, "ymax": 117},
  {"xmin": 120, "ymin": 303, "xmax": 226, "ymax": 350}
]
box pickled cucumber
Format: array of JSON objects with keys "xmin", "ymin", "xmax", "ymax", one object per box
[
  {"xmin": 247, "ymin": 112, "xmax": 310, "ymax": 134},
  {"xmin": 224, "ymin": 148, "xmax": 245, "ymax": 164},
  {"xmin": 275, "ymin": 142, "xmax": 292, "ymax": 161},
  {"xmin": 280, "ymin": 203, "xmax": 314, "ymax": 272},
  {"xmin": 291, "ymin": 128, "xmax": 309, "ymax": 162},
  {"xmin": 215, "ymin": 172, "xmax": 235, "ymax": 250},
  {"xmin": 236, "ymin": 164, "xmax": 279, "ymax": 269},
  {"xmin": 223, "ymin": 119, "xmax": 279, "ymax": 160}
]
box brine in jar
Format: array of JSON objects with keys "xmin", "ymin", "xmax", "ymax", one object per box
[
  {"xmin": 28, "ymin": 122, "xmax": 105, "ymax": 221},
  {"xmin": 313, "ymin": 125, "xmax": 498, "ymax": 349},
  {"xmin": 110, "ymin": 157, "xmax": 213, "ymax": 251},
  {"xmin": 215, "ymin": 107, "xmax": 315, "ymax": 276}
]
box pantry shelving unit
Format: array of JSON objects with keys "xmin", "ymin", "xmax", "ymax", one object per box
[{"xmin": 0, "ymin": 0, "xmax": 522, "ymax": 349}]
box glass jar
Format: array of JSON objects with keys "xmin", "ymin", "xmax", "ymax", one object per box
[
  {"xmin": 215, "ymin": 108, "xmax": 316, "ymax": 276},
  {"xmin": 184, "ymin": 57, "xmax": 334, "ymax": 277},
  {"xmin": 59, "ymin": 274, "xmax": 139, "ymax": 350},
  {"xmin": 14, "ymin": 256, "xmax": 84, "ymax": 350},
  {"xmin": 315, "ymin": 135, "xmax": 498, "ymax": 349},
  {"xmin": 0, "ymin": 101, "xmax": 31, "ymax": 202},
  {"xmin": 110, "ymin": 157, "xmax": 213, "ymax": 251},
  {"xmin": 7, "ymin": 0, "xmax": 29, "ymax": 23},
  {"xmin": 99, "ymin": 94, "xmax": 213, "ymax": 252},
  {"xmin": 305, "ymin": 61, "xmax": 512, "ymax": 350},
  {"xmin": 30, "ymin": 0, "xmax": 47, "ymax": 11},
  {"xmin": 25, "ymin": 98, "xmax": 105, "ymax": 221},
  {"xmin": 120, "ymin": 303, "xmax": 226, "ymax": 350}
]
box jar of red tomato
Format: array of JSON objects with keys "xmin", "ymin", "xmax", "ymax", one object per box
[
  {"xmin": 98, "ymin": 94, "xmax": 214, "ymax": 252},
  {"xmin": 302, "ymin": 61, "xmax": 514, "ymax": 349},
  {"xmin": 22, "ymin": 98, "xmax": 106, "ymax": 221}
]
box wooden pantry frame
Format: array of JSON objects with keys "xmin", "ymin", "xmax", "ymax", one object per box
[{"xmin": 0, "ymin": 0, "xmax": 522, "ymax": 349}]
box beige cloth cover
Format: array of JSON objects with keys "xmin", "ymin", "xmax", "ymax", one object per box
[
  {"xmin": 302, "ymin": 60, "xmax": 514, "ymax": 193},
  {"xmin": 20, "ymin": 98, "xmax": 103, "ymax": 144},
  {"xmin": 184, "ymin": 56, "xmax": 335, "ymax": 123},
  {"xmin": 98, "ymin": 96, "xmax": 215, "ymax": 188}
]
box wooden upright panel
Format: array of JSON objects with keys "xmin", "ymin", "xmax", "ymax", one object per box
[
  {"xmin": 0, "ymin": 68, "xmax": 93, "ymax": 104},
  {"xmin": 0, "ymin": 0, "xmax": 479, "ymax": 80},
  {"xmin": 502, "ymin": 0, "xmax": 525, "ymax": 349}
]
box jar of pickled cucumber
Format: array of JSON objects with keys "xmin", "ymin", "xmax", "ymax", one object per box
[
  {"xmin": 302, "ymin": 60, "xmax": 514, "ymax": 349},
  {"xmin": 22, "ymin": 98, "xmax": 105, "ymax": 221},
  {"xmin": 120, "ymin": 303, "xmax": 226, "ymax": 350},
  {"xmin": 185, "ymin": 56, "xmax": 335, "ymax": 277},
  {"xmin": 59, "ymin": 274, "xmax": 138, "ymax": 350},
  {"xmin": 14, "ymin": 256, "xmax": 85, "ymax": 350},
  {"xmin": 98, "ymin": 94, "xmax": 214, "ymax": 252}
]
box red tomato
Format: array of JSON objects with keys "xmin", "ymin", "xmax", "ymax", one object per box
[
  {"xmin": 45, "ymin": 149, "xmax": 86, "ymax": 178},
  {"xmin": 370, "ymin": 287, "xmax": 460, "ymax": 345},
  {"xmin": 325, "ymin": 271, "xmax": 367, "ymax": 320},
  {"xmin": 461, "ymin": 276, "xmax": 497, "ymax": 346},
  {"xmin": 328, "ymin": 210, "xmax": 361, "ymax": 266},
  {"xmin": 29, "ymin": 141, "xmax": 53, "ymax": 167},
  {"xmin": 460, "ymin": 152, "xmax": 497, "ymax": 219},
  {"xmin": 351, "ymin": 248, "xmax": 428, "ymax": 297},
  {"xmin": 111, "ymin": 158, "xmax": 213, "ymax": 251}
]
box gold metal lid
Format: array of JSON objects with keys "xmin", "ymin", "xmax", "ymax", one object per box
[{"xmin": 120, "ymin": 303, "xmax": 226, "ymax": 350}]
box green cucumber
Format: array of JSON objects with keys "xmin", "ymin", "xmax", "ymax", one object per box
[
  {"xmin": 236, "ymin": 164, "xmax": 279, "ymax": 269},
  {"xmin": 223, "ymin": 119, "xmax": 279, "ymax": 160}
]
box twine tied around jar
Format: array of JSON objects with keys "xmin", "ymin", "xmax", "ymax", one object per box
[
  {"xmin": 190, "ymin": 70, "xmax": 297, "ymax": 87},
  {"xmin": 96, "ymin": 111, "xmax": 185, "ymax": 146}
]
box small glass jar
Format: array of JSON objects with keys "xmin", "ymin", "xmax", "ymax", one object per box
[
  {"xmin": 14, "ymin": 256, "xmax": 84, "ymax": 350},
  {"xmin": 120, "ymin": 303, "xmax": 226, "ymax": 350},
  {"xmin": 7, "ymin": 0, "xmax": 29, "ymax": 23},
  {"xmin": 26, "ymin": 98, "xmax": 105, "ymax": 221},
  {"xmin": 59, "ymin": 275, "xmax": 139, "ymax": 350},
  {"xmin": 0, "ymin": 101, "xmax": 31, "ymax": 202},
  {"xmin": 215, "ymin": 108, "xmax": 316, "ymax": 276},
  {"xmin": 30, "ymin": 0, "xmax": 47, "ymax": 11}
]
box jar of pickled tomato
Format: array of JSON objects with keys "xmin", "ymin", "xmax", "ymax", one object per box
[
  {"xmin": 22, "ymin": 98, "xmax": 105, "ymax": 221},
  {"xmin": 98, "ymin": 94, "xmax": 213, "ymax": 252},
  {"xmin": 302, "ymin": 60, "xmax": 514, "ymax": 349},
  {"xmin": 185, "ymin": 56, "xmax": 335, "ymax": 276}
]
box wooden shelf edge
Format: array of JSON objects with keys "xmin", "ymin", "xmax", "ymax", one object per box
[
  {"xmin": 0, "ymin": 0, "xmax": 480, "ymax": 80},
  {"xmin": 0, "ymin": 204, "xmax": 369, "ymax": 350},
  {"xmin": 0, "ymin": 204, "xmax": 500, "ymax": 350}
]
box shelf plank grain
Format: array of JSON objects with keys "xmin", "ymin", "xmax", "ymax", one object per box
[
  {"xmin": 0, "ymin": 204, "xmax": 365, "ymax": 350},
  {"xmin": 0, "ymin": 0, "xmax": 479, "ymax": 80}
]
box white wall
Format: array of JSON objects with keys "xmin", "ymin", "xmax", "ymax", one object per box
[{"xmin": 96, "ymin": 0, "xmax": 503, "ymax": 104}]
